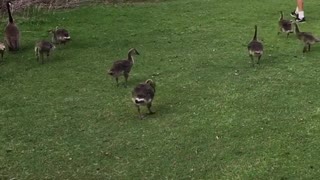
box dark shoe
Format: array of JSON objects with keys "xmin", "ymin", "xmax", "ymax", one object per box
[
  {"xmin": 295, "ymin": 17, "xmax": 306, "ymax": 23},
  {"xmin": 290, "ymin": 11, "xmax": 298, "ymax": 18}
]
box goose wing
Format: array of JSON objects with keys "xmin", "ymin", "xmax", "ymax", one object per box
[
  {"xmin": 248, "ymin": 41, "xmax": 263, "ymax": 51},
  {"xmin": 110, "ymin": 60, "xmax": 132, "ymax": 72},
  {"xmin": 280, "ymin": 20, "xmax": 293, "ymax": 31}
]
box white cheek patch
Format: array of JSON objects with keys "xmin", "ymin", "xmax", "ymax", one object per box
[
  {"xmin": 131, "ymin": 56, "xmax": 134, "ymax": 64},
  {"xmin": 282, "ymin": 28, "xmax": 293, "ymax": 33},
  {"xmin": 132, "ymin": 98, "xmax": 144, "ymax": 104},
  {"xmin": 255, "ymin": 51, "xmax": 263, "ymax": 54},
  {"xmin": 135, "ymin": 98, "xmax": 145, "ymax": 102},
  {"xmin": 64, "ymin": 36, "xmax": 71, "ymax": 40},
  {"xmin": 249, "ymin": 50, "xmax": 263, "ymax": 56},
  {"xmin": 132, "ymin": 97, "xmax": 152, "ymax": 105}
]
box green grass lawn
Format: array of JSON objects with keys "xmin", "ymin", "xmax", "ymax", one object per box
[{"xmin": 1, "ymin": 0, "xmax": 320, "ymax": 179}]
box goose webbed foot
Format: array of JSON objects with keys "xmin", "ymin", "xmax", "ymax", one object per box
[
  {"xmin": 147, "ymin": 107, "xmax": 155, "ymax": 115},
  {"xmin": 137, "ymin": 106, "xmax": 144, "ymax": 119},
  {"xmin": 147, "ymin": 111, "xmax": 155, "ymax": 115}
]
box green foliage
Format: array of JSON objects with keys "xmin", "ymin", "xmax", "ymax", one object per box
[{"xmin": 1, "ymin": 0, "xmax": 320, "ymax": 179}]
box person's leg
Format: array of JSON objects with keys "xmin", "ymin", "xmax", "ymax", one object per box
[
  {"xmin": 291, "ymin": 2, "xmax": 299, "ymax": 17},
  {"xmin": 297, "ymin": 0, "xmax": 304, "ymax": 12},
  {"xmin": 291, "ymin": 0, "xmax": 304, "ymax": 19},
  {"xmin": 297, "ymin": 0, "xmax": 304, "ymax": 18}
]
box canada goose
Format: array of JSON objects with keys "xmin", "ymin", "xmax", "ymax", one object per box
[
  {"xmin": 0, "ymin": 43, "xmax": 5, "ymax": 61},
  {"xmin": 247, "ymin": 25, "xmax": 263, "ymax": 66},
  {"xmin": 108, "ymin": 48, "xmax": 140, "ymax": 87},
  {"xmin": 49, "ymin": 27, "xmax": 71, "ymax": 45},
  {"xmin": 293, "ymin": 22, "xmax": 320, "ymax": 53},
  {"xmin": 34, "ymin": 40, "xmax": 55, "ymax": 64},
  {"xmin": 4, "ymin": 1, "xmax": 20, "ymax": 51},
  {"xmin": 132, "ymin": 79, "xmax": 156, "ymax": 119},
  {"xmin": 278, "ymin": 11, "xmax": 293, "ymax": 38}
]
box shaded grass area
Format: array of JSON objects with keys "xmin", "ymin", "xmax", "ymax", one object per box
[{"xmin": 1, "ymin": 0, "xmax": 320, "ymax": 179}]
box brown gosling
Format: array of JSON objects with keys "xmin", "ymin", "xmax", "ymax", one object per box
[
  {"xmin": 278, "ymin": 11, "xmax": 293, "ymax": 38},
  {"xmin": 247, "ymin": 25, "xmax": 264, "ymax": 67},
  {"xmin": 4, "ymin": 1, "xmax": 20, "ymax": 51},
  {"xmin": 49, "ymin": 27, "xmax": 71, "ymax": 45},
  {"xmin": 0, "ymin": 43, "xmax": 5, "ymax": 61},
  {"xmin": 293, "ymin": 22, "xmax": 320, "ymax": 53},
  {"xmin": 132, "ymin": 79, "xmax": 156, "ymax": 119},
  {"xmin": 35, "ymin": 40, "xmax": 56, "ymax": 64},
  {"xmin": 108, "ymin": 48, "xmax": 140, "ymax": 87}
]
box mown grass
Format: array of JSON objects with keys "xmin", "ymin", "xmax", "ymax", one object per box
[{"xmin": 1, "ymin": 0, "xmax": 320, "ymax": 179}]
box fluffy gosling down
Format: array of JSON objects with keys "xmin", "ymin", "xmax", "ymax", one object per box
[
  {"xmin": 4, "ymin": 1, "xmax": 20, "ymax": 51},
  {"xmin": 247, "ymin": 25, "xmax": 263, "ymax": 67},
  {"xmin": 108, "ymin": 48, "xmax": 140, "ymax": 87},
  {"xmin": 49, "ymin": 27, "xmax": 71, "ymax": 45},
  {"xmin": 293, "ymin": 22, "xmax": 320, "ymax": 53},
  {"xmin": 0, "ymin": 43, "xmax": 5, "ymax": 61},
  {"xmin": 132, "ymin": 79, "xmax": 156, "ymax": 119},
  {"xmin": 35, "ymin": 40, "xmax": 55, "ymax": 64},
  {"xmin": 278, "ymin": 11, "xmax": 293, "ymax": 38}
]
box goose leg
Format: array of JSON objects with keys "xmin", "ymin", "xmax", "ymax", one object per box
[
  {"xmin": 47, "ymin": 52, "xmax": 50, "ymax": 61},
  {"xmin": 36, "ymin": 51, "xmax": 39, "ymax": 62},
  {"xmin": 250, "ymin": 55, "xmax": 254, "ymax": 67},
  {"xmin": 278, "ymin": 28, "xmax": 282, "ymax": 35},
  {"xmin": 257, "ymin": 55, "xmax": 261, "ymax": 65},
  {"xmin": 41, "ymin": 53, "xmax": 44, "ymax": 64},
  {"xmin": 303, "ymin": 45, "xmax": 307, "ymax": 53},
  {"xmin": 136, "ymin": 106, "xmax": 143, "ymax": 119},
  {"xmin": 115, "ymin": 77, "xmax": 119, "ymax": 87},
  {"xmin": 124, "ymin": 73, "xmax": 129, "ymax": 88},
  {"xmin": 147, "ymin": 103, "xmax": 155, "ymax": 114},
  {"xmin": 308, "ymin": 44, "xmax": 311, "ymax": 52}
]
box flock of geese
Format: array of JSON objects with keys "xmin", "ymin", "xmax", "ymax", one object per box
[
  {"xmin": 1, "ymin": 1, "xmax": 320, "ymax": 119},
  {"xmin": 1, "ymin": 1, "xmax": 154, "ymax": 119},
  {"xmin": 108, "ymin": 48, "xmax": 156, "ymax": 119},
  {"xmin": 249, "ymin": 11, "xmax": 320, "ymax": 67},
  {"xmin": 1, "ymin": 1, "xmax": 71, "ymax": 64},
  {"xmin": 112, "ymin": 11, "xmax": 320, "ymax": 119}
]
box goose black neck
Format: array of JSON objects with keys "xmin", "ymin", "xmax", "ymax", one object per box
[
  {"xmin": 253, "ymin": 25, "xmax": 257, "ymax": 40},
  {"xmin": 150, "ymin": 84, "xmax": 156, "ymax": 92},
  {"xmin": 146, "ymin": 81, "xmax": 156, "ymax": 92},
  {"xmin": 7, "ymin": 2, "xmax": 13, "ymax": 23},
  {"xmin": 128, "ymin": 51, "xmax": 133, "ymax": 61},
  {"xmin": 280, "ymin": 11, "xmax": 283, "ymax": 20},
  {"xmin": 128, "ymin": 54, "xmax": 132, "ymax": 61}
]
